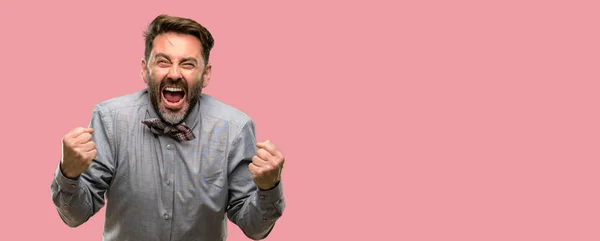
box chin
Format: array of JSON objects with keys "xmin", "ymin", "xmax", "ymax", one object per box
[{"xmin": 159, "ymin": 102, "xmax": 189, "ymax": 124}]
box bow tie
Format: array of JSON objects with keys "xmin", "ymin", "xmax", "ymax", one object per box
[{"xmin": 141, "ymin": 118, "xmax": 196, "ymax": 141}]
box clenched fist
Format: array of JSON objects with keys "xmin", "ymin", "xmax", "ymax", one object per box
[
  {"xmin": 60, "ymin": 127, "xmax": 97, "ymax": 179},
  {"xmin": 249, "ymin": 140, "xmax": 285, "ymax": 190}
]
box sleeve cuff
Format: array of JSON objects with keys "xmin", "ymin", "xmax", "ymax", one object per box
[
  {"xmin": 54, "ymin": 163, "xmax": 80, "ymax": 193},
  {"xmin": 257, "ymin": 181, "xmax": 283, "ymax": 204}
]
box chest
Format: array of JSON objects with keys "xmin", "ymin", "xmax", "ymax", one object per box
[{"xmin": 108, "ymin": 124, "xmax": 231, "ymax": 212}]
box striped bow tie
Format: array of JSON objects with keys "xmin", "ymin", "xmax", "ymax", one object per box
[{"xmin": 141, "ymin": 118, "xmax": 196, "ymax": 141}]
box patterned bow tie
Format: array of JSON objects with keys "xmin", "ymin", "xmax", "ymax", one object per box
[{"xmin": 141, "ymin": 118, "xmax": 196, "ymax": 141}]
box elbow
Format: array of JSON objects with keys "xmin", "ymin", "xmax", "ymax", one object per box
[
  {"xmin": 60, "ymin": 217, "xmax": 84, "ymax": 228},
  {"xmin": 246, "ymin": 234, "xmax": 268, "ymax": 241},
  {"xmin": 57, "ymin": 210, "xmax": 86, "ymax": 228},
  {"xmin": 243, "ymin": 224, "xmax": 275, "ymax": 241},
  {"xmin": 65, "ymin": 220, "xmax": 83, "ymax": 228}
]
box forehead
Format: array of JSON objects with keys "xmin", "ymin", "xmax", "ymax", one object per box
[{"xmin": 151, "ymin": 32, "xmax": 202, "ymax": 59}]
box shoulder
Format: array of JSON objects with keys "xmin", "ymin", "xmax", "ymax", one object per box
[
  {"xmin": 200, "ymin": 94, "xmax": 254, "ymax": 129},
  {"xmin": 93, "ymin": 89, "xmax": 148, "ymax": 116}
]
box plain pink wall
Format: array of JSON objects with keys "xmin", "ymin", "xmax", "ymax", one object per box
[{"xmin": 1, "ymin": 0, "xmax": 599, "ymax": 240}]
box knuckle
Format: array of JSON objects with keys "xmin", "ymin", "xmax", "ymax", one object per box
[
  {"xmin": 63, "ymin": 139, "xmax": 73, "ymax": 147},
  {"xmin": 273, "ymin": 155, "xmax": 282, "ymax": 163},
  {"xmin": 271, "ymin": 156, "xmax": 280, "ymax": 163},
  {"xmin": 72, "ymin": 127, "xmax": 83, "ymax": 135}
]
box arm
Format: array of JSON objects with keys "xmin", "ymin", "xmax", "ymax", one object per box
[
  {"xmin": 226, "ymin": 121, "xmax": 286, "ymax": 240},
  {"xmin": 50, "ymin": 106, "xmax": 116, "ymax": 227}
]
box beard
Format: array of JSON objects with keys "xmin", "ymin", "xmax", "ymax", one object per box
[{"xmin": 146, "ymin": 69, "xmax": 204, "ymax": 125}]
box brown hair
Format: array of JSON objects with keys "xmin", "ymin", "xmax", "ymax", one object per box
[{"xmin": 143, "ymin": 14, "xmax": 214, "ymax": 64}]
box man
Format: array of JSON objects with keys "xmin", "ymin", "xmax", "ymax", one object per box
[{"xmin": 50, "ymin": 14, "xmax": 286, "ymax": 241}]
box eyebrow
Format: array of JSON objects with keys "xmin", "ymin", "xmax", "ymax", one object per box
[
  {"xmin": 180, "ymin": 58, "xmax": 198, "ymax": 64},
  {"xmin": 154, "ymin": 53, "xmax": 198, "ymax": 64}
]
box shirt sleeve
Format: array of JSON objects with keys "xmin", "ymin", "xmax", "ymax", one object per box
[
  {"xmin": 226, "ymin": 120, "xmax": 286, "ymax": 240},
  {"xmin": 50, "ymin": 105, "xmax": 116, "ymax": 227}
]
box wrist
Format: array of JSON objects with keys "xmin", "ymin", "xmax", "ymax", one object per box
[
  {"xmin": 59, "ymin": 162, "xmax": 80, "ymax": 180},
  {"xmin": 258, "ymin": 181, "xmax": 280, "ymax": 191}
]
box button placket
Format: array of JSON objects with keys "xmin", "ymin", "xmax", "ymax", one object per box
[{"xmin": 161, "ymin": 139, "xmax": 176, "ymax": 227}]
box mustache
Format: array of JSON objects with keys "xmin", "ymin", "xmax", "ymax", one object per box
[{"xmin": 159, "ymin": 78, "xmax": 188, "ymax": 92}]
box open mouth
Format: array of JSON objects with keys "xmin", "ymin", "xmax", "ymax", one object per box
[{"xmin": 162, "ymin": 86, "xmax": 186, "ymax": 108}]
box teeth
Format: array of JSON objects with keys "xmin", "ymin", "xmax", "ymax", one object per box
[{"xmin": 165, "ymin": 87, "xmax": 183, "ymax": 92}]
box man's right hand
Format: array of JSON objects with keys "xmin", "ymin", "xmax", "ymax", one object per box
[{"xmin": 60, "ymin": 127, "xmax": 97, "ymax": 179}]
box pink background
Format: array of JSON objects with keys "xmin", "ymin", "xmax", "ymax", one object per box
[{"xmin": 1, "ymin": 0, "xmax": 599, "ymax": 240}]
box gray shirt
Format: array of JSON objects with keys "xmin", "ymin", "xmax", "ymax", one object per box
[{"xmin": 50, "ymin": 89, "xmax": 285, "ymax": 241}]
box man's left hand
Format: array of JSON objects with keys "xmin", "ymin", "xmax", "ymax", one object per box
[{"xmin": 249, "ymin": 140, "xmax": 285, "ymax": 190}]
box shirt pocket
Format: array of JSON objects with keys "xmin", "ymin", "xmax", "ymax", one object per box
[
  {"xmin": 199, "ymin": 120, "xmax": 229, "ymax": 189},
  {"xmin": 200, "ymin": 144, "xmax": 227, "ymax": 189},
  {"xmin": 203, "ymin": 168, "xmax": 224, "ymax": 188}
]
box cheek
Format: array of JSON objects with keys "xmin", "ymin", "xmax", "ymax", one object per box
[
  {"xmin": 182, "ymin": 71, "xmax": 203, "ymax": 82},
  {"xmin": 149, "ymin": 68, "xmax": 169, "ymax": 79}
]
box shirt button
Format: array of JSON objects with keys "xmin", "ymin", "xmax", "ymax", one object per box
[
  {"xmin": 164, "ymin": 213, "xmax": 170, "ymax": 220},
  {"xmin": 166, "ymin": 180, "xmax": 171, "ymax": 186},
  {"xmin": 262, "ymin": 218, "xmax": 267, "ymax": 222},
  {"xmin": 166, "ymin": 144, "xmax": 172, "ymax": 150},
  {"xmin": 259, "ymin": 195, "xmax": 266, "ymax": 200}
]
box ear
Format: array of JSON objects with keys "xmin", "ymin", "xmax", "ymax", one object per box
[
  {"xmin": 202, "ymin": 63, "xmax": 212, "ymax": 88},
  {"xmin": 140, "ymin": 58, "xmax": 148, "ymax": 84}
]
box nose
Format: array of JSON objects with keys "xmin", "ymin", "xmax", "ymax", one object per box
[{"xmin": 167, "ymin": 65, "xmax": 182, "ymax": 80}]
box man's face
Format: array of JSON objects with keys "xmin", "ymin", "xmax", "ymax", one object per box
[{"xmin": 141, "ymin": 32, "xmax": 211, "ymax": 125}]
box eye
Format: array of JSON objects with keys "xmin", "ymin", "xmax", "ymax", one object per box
[
  {"xmin": 182, "ymin": 63, "xmax": 196, "ymax": 69},
  {"xmin": 156, "ymin": 59, "xmax": 170, "ymax": 67}
]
